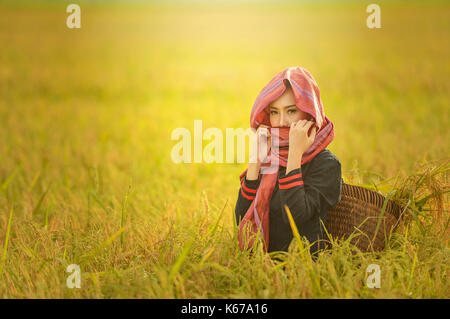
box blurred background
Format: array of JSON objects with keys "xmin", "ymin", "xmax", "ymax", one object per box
[{"xmin": 0, "ymin": 0, "xmax": 448, "ymax": 298}]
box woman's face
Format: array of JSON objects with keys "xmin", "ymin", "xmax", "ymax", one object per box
[{"xmin": 269, "ymin": 86, "xmax": 309, "ymax": 127}]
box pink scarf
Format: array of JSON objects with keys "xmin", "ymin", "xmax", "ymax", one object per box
[{"xmin": 237, "ymin": 66, "xmax": 335, "ymax": 252}]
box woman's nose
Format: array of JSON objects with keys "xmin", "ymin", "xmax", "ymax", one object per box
[{"xmin": 280, "ymin": 112, "xmax": 290, "ymax": 127}]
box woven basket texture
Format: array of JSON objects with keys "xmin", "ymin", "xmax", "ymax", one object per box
[{"xmin": 326, "ymin": 181, "xmax": 404, "ymax": 252}]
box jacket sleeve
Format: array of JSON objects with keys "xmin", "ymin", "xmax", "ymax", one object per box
[
  {"xmin": 234, "ymin": 175, "xmax": 261, "ymax": 226},
  {"xmin": 278, "ymin": 158, "xmax": 342, "ymax": 228}
]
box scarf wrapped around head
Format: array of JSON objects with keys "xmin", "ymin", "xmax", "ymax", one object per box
[{"xmin": 237, "ymin": 66, "xmax": 335, "ymax": 252}]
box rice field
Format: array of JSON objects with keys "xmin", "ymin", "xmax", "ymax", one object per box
[{"xmin": 0, "ymin": 0, "xmax": 448, "ymax": 298}]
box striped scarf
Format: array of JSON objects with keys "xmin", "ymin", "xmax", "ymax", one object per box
[{"xmin": 237, "ymin": 66, "xmax": 335, "ymax": 252}]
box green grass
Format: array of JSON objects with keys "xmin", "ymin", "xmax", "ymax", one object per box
[{"xmin": 0, "ymin": 1, "xmax": 448, "ymax": 298}]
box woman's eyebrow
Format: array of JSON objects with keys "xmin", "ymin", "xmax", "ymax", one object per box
[{"xmin": 270, "ymin": 104, "xmax": 296, "ymax": 109}]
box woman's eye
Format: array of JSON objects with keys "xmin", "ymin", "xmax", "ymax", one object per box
[
  {"xmin": 270, "ymin": 111, "xmax": 277, "ymax": 115},
  {"xmin": 288, "ymin": 109, "xmax": 297, "ymax": 114}
]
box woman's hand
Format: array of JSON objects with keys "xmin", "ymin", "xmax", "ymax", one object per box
[
  {"xmin": 286, "ymin": 120, "xmax": 317, "ymax": 174},
  {"xmin": 247, "ymin": 125, "xmax": 271, "ymax": 180}
]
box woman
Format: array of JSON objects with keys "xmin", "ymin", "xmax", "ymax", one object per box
[{"xmin": 235, "ymin": 66, "xmax": 342, "ymax": 258}]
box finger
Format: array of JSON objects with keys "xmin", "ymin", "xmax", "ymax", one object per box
[
  {"xmin": 290, "ymin": 121, "xmax": 296, "ymax": 131},
  {"xmin": 300, "ymin": 120, "xmax": 312, "ymax": 130},
  {"xmin": 297, "ymin": 120, "xmax": 306, "ymax": 129},
  {"xmin": 259, "ymin": 128, "xmax": 269, "ymax": 145},
  {"xmin": 258, "ymin": 127, "xmax": 267, "ymax": 140},
  {"xmin": 301, "ymin": 119, "xmax": 311, "ymax": 127},
  {"xmin": 257, "ymin": 125, "xmax": 267, "ymax": 133},
  {"xmin": 309, "ymin": 126, "xmax": 318, "ymax": 139},
  {"xmin": 306, "ymin": 121, "xmax": 315, "ymax": 128}
]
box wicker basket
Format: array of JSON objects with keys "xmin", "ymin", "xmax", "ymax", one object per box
[{"xmin": 325, "ymin": 180, "xmax": 404, "ymax": 252}]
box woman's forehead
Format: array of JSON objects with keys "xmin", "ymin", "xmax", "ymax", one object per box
[{"xmin": 269, "ymin": 87, "xmax": 295, "ymax": 108}]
